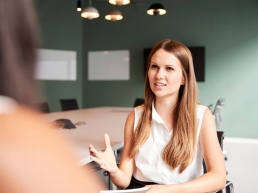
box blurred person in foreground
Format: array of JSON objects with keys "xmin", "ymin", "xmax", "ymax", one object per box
[{"xmin": 0, "ymin": 0, "xmax": 106, "ymax": 192}]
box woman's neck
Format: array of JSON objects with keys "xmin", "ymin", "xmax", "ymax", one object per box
[{"xmin": 154, "ymin": 97, "xmax": 178, "ymax": 130}]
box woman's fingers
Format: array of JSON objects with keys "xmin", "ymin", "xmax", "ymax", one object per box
[
  {"xmin": 89, "ymin": 144, "xmax": 100, "ymax": 157},
  {"xmin": 104, "ymin": 134, "xmax": 111, "ymax": 149},
  {"xmin": 90, "ymin": 156, "xmax": 111, "ymax": 171},
  {"xmin": 89, "ymin": 155, "xmax": 97, "ymax": 162},
  {"xmin": 89, "ymin": 144, "xmax": 96, "ymax": 153},
  {"xmin": 90, "ymin": 155, "xmax": 103, "ymax": 164},
  {"xmin": 89, "ymin": 134, "xmax": 118, "ymax": 173}
]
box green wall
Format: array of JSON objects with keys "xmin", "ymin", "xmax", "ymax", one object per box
[
  {"xmin": 35, "ymin": 0, "xmax": 83, "ymax": 112},
  {"xmin": 36, "ymin": 0, "xmax": 258, "ymax": 138}
]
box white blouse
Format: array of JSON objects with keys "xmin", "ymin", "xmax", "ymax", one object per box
[{"xmin": 133, "ymin": 104, "xmax": 207, "ymax": 184}]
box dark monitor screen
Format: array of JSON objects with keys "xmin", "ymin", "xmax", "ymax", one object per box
[{"xmin": 143, "ymin": 46, "xmax": 205, "ymax": 82}]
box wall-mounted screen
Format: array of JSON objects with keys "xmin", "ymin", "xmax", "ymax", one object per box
[
  {"xmin": 88, "ymin": 50, "xmax": 129, "ymax": 81},
  {"xmin": 143, "ymin": 46, "xmax": 205, "ymax": 82},
  {"xmin": 35, "ymin": 49, "xmax": 76, "ymax": 81}
]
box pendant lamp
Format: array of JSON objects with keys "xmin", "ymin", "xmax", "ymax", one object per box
[
  {"xmin": 77, "ymin": 0, "xmax": 82, "ymax": 12},
  {"xmin": 105, "ymin": 8, "xmax": 123, "ymax": 21},
  {"xmin": 81, "ymin": 0, "xmax": 99, "ymax": 19},
  {"xmin": 147, "ymin": 3, "xmax": 166, "ymax": 16},
  {"xmin": 109, "ymin": 0, "xmax": 130, "ymax": 6}
]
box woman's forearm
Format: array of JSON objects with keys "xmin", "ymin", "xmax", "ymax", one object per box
[
  {"xmin": 167, "ymin": 172, "xmax": 226, "ymax": 193},
  {"xmin": 109, "ymin": 168, "xmax": 132, "ymax": 189}
]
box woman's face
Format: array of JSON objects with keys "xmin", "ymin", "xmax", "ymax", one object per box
[{"xmin": 148, "ymin": 49, "xmax": 185, "ymax": 100}]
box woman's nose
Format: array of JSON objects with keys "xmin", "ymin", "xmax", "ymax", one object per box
[{"xmin": 156, "ymin": 69, "xmax": 164, "ymax": 79}]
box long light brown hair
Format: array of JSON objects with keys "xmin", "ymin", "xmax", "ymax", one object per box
[
  {"xmin": 130, "ymin": 39, "xmax": 198, "ymax": 173},
  {"xmin": 0, "ymin": 0, "xmax": 39, "ymax": 107}
]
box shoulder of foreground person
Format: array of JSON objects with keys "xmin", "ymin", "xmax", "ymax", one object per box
[{"xmin": 0, "ymin": 105, "xmax": 107, "ymax": 193}]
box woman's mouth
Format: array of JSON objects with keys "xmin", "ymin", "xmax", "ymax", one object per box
[{"xmin": 154, "ymin": 83, "xmax": 166, "ymax": 86}]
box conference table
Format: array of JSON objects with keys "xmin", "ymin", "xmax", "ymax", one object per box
[{"xmin": 43, "ymin": 106, "xmax": 133, "ymax": 166}]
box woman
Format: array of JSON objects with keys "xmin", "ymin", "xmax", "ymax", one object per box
[
  {"xmin": 0, "ymin": 0, "xmax": 105, "ymax": 192},
  {"xmin": 89, "ymin": 39, "xmax": 226, "ymax": 192}
]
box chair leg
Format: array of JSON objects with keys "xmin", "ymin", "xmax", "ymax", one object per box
[{"xmin": 226, "ymin": 182, "xmax": 234, "ymax": 193}]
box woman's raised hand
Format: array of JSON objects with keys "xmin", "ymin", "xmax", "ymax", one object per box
[{"xmin": 89, "ymin": 134, "xmax": 119, "ymax": 174}]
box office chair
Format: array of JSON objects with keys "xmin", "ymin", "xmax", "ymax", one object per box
[
  {"xmin": 203, "ymin": 131, "xmax": 234, "ymax": 193},
  {"xmin": 133, "ymin": 98, "xmax": 144, "ymax": 107},
  {"xmin": 209, "ymin": 98, "xmax": 228, "ymax": 162},
  {"xmin": 37, "ymin": 102, "xmax": 50, "ymax": 113},
  {"xmin": 212, "ymin": 98, "xmax": 225, "ymax": 130},
  {"xmin": 208, "ymin": 98, "xmax": 225, "ymax": 130},
  {"xmin": 59, "ymin": 98, "xmax": 79, "ymax": 111}
]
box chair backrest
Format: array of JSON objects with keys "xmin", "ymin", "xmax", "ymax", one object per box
[
  {"xmin": 37, "ymin": 102, "xmax": 50, "ymax": 113},
  {"xmin": 133, "ymin": 98, "xmax": 144, "ymax": 107},
  {"xmin": 59, "ymin": 98, "xmax": 79, "ymax": 111},
  {"xmin": 216, "ymin": 131, "xmax": 224, "ymax": 150},
  {"xmin": 212, "ymin": 98, "xmax": 225, "ymax": 129}
]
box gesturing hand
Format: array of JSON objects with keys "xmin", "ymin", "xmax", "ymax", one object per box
[{"xmin": 89, "ymin": 134, "xmax": 119, "ymax": 174}]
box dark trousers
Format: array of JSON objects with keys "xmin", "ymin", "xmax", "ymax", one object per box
[
  {"xmin": 126, "ymin": 176, "xmax": 223, "ymax": 193},
  {"xmin": 126, "ymin": 176, "xmax": 157, "ymax": 189}
]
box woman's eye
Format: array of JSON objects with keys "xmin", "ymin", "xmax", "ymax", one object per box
[
  {"xmin": 150, "ymin": 64, "xmax": 158, "ymax": 69},
  {"xmin": 167, "ymin": 67, "xmax": 174, "ymax": 71}
]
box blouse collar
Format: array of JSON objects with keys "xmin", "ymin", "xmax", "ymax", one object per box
[{"xmin": 152, "ymin": 101, "xmax": 165, "ymax": 124}]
